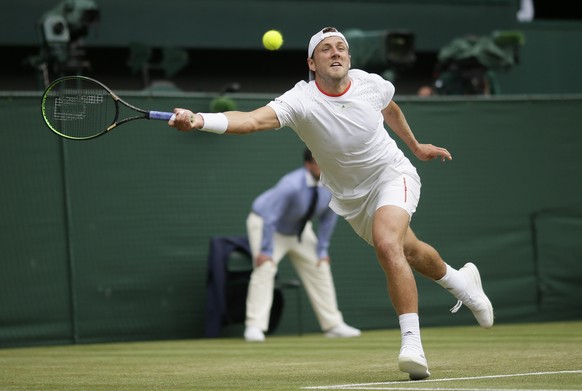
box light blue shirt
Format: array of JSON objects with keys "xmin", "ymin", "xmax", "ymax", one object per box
[{"xmin": 251, "ymin": 167, "xmax": 338, "ymax": 259}]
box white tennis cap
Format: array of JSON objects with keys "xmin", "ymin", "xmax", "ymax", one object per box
[{"xmin": 307, "ymin": 27, "xmax": 349, "ymax": 81}]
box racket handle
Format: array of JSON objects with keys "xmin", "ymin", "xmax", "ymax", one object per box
[{"xmin": 149, "ymin": 111, "xmax": 175, "ymax": 121}]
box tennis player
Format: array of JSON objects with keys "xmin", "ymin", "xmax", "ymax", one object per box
[{"xmin": 169, "ymin": 27, "xmax": 494, "ymax": 380}]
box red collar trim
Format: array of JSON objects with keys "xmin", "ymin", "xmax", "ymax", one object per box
[{"xmin": 315, "ymin": 80, "xmax": 352, "ymax": 97}]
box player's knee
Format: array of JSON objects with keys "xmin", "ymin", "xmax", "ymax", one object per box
[{"xmin": 374, "ymin": 236, "xmax": 403, "ymax": 261}]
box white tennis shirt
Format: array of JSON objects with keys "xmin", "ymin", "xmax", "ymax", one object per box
[{"xmin": 268, "ymin": 69, "xmax": 417, "ymax": 202}]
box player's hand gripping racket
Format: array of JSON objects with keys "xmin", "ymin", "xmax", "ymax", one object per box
[{"xmin": 41, "ymin": 75, "xmax": 178, "ymax": 140}]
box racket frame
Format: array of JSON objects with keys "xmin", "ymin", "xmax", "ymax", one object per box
[{"xmin": 41, "ymin": 75, "xmax": 173, "ymax": 140}]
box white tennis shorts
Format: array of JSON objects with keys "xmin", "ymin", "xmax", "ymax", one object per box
[{"xmin": 329, "ymin": 171, "xmax": 421, "ymax": 246}]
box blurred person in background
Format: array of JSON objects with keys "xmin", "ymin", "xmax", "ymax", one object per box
[{"xmin": 243, "ymin": 148, "xmax": 360, "ymax": 342}]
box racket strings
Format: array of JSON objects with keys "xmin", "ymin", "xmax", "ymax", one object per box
[
  {"xmin": 43, "ymin": 80, "xmax": 117, "ymax": 139},
  {"xmin": 53, "ymin": 92, "xmax": 104, "ymax": 121}
]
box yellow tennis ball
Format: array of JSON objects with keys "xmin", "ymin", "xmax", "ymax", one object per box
[{"xmin": 262, "ymin": 30, "xmax": 283, "ymax": 51}]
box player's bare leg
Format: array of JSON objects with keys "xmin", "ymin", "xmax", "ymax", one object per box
[
  {"xmin": 373, "ymin": 206, "xmax": 430, "ymax": 380},
  {"xmin": 403, "ymin": 227, "xmax": 494, "ymax": 328}
]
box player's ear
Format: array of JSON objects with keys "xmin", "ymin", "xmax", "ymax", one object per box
[{"xmin": 307, "ymin": 57, "xmax": 316, "ymax": 73}]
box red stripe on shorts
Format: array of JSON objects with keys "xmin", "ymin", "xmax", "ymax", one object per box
[{"xmin": 403, "ymin": 177, "xmax": 407, "ymax": 203}]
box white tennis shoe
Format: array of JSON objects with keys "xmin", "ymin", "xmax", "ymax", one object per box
[
  {"xmin": 398, "ymin": 346, "xmax": 430, "ymax": 380},
  {"xmin": 244, "ymin": 325, "xmax": 265, "ymax": 342},
  {"xmin": 450, "ymin": 262, "xmax": 494, "ymax": 328},
  {"xmin": 324, "ymin": 322, "xmax": 361, "ymax": 338}
]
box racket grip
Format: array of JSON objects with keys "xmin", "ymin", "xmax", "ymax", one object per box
[{"xmin": 149, "ymin": 111, "xmax": 175, "ymax": 121}]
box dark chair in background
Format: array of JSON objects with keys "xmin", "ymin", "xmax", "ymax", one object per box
[{"xmin": 205, "ymin": 236, "xmax": 302, "ymax": 338}]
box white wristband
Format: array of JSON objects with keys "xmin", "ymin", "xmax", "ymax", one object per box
[{"xmin": 199, "ymin": 113, "xmax": 228, "ymax": 134}]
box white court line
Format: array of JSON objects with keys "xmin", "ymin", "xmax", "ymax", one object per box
[{"xmin": 302, "ymin": 370, "xmax": 582, "ymax": 390}]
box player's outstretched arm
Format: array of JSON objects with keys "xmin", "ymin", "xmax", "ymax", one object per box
[{"xmin": 169, "ymin": 106, "xmax": 280, "ymax": 135}]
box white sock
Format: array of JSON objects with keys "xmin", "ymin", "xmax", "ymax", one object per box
[
  {"xmin": 435, "ymin": 263, "xmax": 467, "ymax": 298},
  {"xmin": 399, "ymin": 313, "xmax": 423, "ymax": 352}
]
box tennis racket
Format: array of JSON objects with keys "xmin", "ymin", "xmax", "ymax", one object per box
[{"xmin": 41, "ymin": 75, "xmax": 176, "ymax": 140}]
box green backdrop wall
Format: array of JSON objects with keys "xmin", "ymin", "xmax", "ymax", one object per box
[{"xmin": 1, "ymin": 92, "xmax": 581, "ymax": 348}]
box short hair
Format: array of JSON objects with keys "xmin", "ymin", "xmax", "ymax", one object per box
[
  {"xmin": 303, "ymin": 148, "xmax": 314, "ymax": 162},
  {"xmin": 322, "ymin": 27, "xmax": 338, "ymax": 34}
]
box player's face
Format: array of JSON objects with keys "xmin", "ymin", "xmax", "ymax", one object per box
[{"xmin": 310, "ymin": 37, "xmax": 350, "ymax": 81}]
